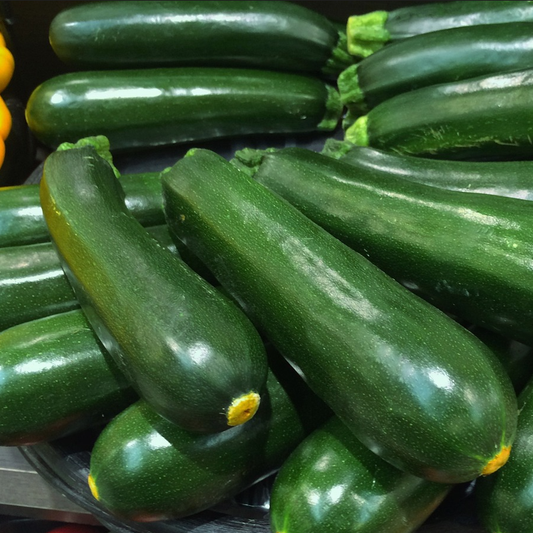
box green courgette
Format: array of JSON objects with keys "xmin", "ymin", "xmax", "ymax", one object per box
[
  {"xmin": 237, "ymin": 146, "xmax": 533, "ymax": 345},
  {"xmin": 41, "ymin": 145, "xmax": 268, "ymax": 433},
  {"xmin": 49, "ymin": 1, "xmax": 354, "ymax": 76},
  {"xmin": 25, "ymin": 68, "xmax": 342, "ymax": 151},
  {"xmin": 344, "ymin": 68, "xmax": 533, "ymax": 159},
  {"xmin": 476, "ymin": 377, "xmax": 533, "ymax": 533},
  {"xmin": 339, "ymin": 22, "xmax": 533, "ymax": 114},
  {"xmin": 162, "ymin": 148, "xmax": 517, "ymax": 484},
  {"xmin": 0, "ymin": 310, "xmax": 136, "ymax": 446},
  {"xmin": 346, "ymin": 1, "xmax": 533, "ymax": 58},
  {"xmin": 0, "ymin": 225, "xmax": 177, "ymax": 332},
  {"xmin": 88, "ymin": 353, "xmax": 332, "ymax": 521},
  {"xmin": 270, "ymin": 417, "xmax": 451, "ymax": 533}
]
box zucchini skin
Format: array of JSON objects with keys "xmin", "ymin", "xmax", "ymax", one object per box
[
  {"xmin": 49, "ymin": 1, "xmax": 353, "ymax": 76},
  {"xmin": 88, "ymin": 356, "xmax": 332, "ymax": 522},
  {"xmin": 270, "ymin": 417, "xmax": 451, "ymax": 533},
  {"xmin": 25, "ymin": 68, "xmax": 341, "ymax": 151},
  {"xmin": 476, "ymin": 378, "xmax": 533, "ymax": 533},
  {"xmin": 341, "ymin": 22, "xmax": 533, "ymax": 112},
  {"xmin": 41, "ymin": 146, "xmax": 268, "ymax": 433},
  {"xmin": 162, "ymin": 148, "xmax": 517, "ymax": 484},
  {"xmin": 338, "ymin": 145, "xmax": 533, "ymax": 201},
  {"xmin": 0, "ymin": 225, "xmax": 177, "ymax": 332},
  {"xmin": 247, "ymin": 147, "xmax": 533, "ymax": 345},
  {"xmin": 0, "ymin": 310, "xmax": 136, "ymax": 446},
  {"xmin": 345, "ymin": 68, "xmax": 533, "ymax": 159},
  {"xmin": 0, "ymin": 171, "xmax": 163, "ymax": 248}
]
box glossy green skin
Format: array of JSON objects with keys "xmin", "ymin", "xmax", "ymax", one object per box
[
  {"xmin": 89, "ymin": 356, "xmax": 332, "ymax": 522},
  {"xmin": 41, "ymin": 146, "xmax": 268, "ymax": 433},
  {"xmin": 270, "ymin": 417, "xmax": 451, "ymax": 533},
  {"xmin": 0, "ymin": 310, "xmax": 136, "ymax": 446},
  {"xmin": 49, "ymin": 1, "xmax": 349, "ymax": 75},
  {"xmin": 477, "ymin": 379, "xmax": 533, "ymax": 533},
  {"xmin": 0, "ymin": 225, "xmax": 177, "ymax": 332},
  {"xmin": 162, "ymin": 148, "xmax": 517, "ymax": 483},
  {"xmin": 25, "ymin": 68, "xmax": 339, "ymax": 151},
  {"xmin": 340, "ymin": 146, "xmax": 533, "ymax": 201},
  {"xmin": 354, "ymin": 22, "xmax": 533, "ymax": 110},
  {"xmin": 355, "ymin": 68, "xmax": 533, "ymax": 159},
  {"xmin": 0, "ymin": 172, "xmax": 163, "ymax": 248},
  {"xmin": 251, "ymin": 147, "xmax": 533, "ymax": 345}
]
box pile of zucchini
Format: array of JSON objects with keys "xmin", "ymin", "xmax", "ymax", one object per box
[{"xmin": 3, "ymin": 1, "xmax": 533, "ymax": 532}]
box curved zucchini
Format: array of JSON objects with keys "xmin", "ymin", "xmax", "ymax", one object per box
[
  {"xmin": 88, "ymin": 354, "xmax": 332, "ymax": 521},
  {"xmin": 162, "ymin": 148, "xmax": 517, "ymax": 483},
  {"xmin": 238, "ymin": 146, "xmax": 533, "ymax": 345},
  {"xmin": 25, "ymin": 68, "xmax": 342, "ymax": 151},
  {"xmin": 345, "ymin": 68, "xmax": 533, "ymax": 159},
  {"xmin": 346, "ymin": 1, "xmax": 533, "ymax": 57},
  {"xmin": 49, "ymin": 1, "xmax": 354, "ymax": 76},
  {"xmin": 0, "ymin": 310, "xmax": 136, "ymax": 446},
  {"xmin": 0, "ymin": 225, "xmax": 177, "ymax": 332},
  {"xmin": 41, "ymin": 145, "xmax": 268, "ymax": 433},
  {"xmin": 339, "ymin": 22, "xmax": 533, "ymax": 113},
  {"xmin": 270, "ymin": 417, "xmax": 451, "ymax": 533},
  {"xmin": 476, "ymin": 378, "xmax": 533, "ymax": 533}
]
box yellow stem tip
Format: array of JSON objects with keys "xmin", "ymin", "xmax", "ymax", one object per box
[
  {"xmin": 227, "ymin": 391, "xmax": 261, "ymax": 426},
  {"xmin": 482, "ymin": 445, "xmax": 512, "ymax": 476}
]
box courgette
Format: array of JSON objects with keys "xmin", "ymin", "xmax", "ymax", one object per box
[
  {"xmin": 339, "ymin": 22, "xmax": 533, "ymax": 114},
  {"xmin": 237, "ymin": 147, "xmax": 533, "ymax": 345},
  {"xmin": 88, "ymin": 353, "xmax": 332, "ymax": 521},
  {"xmin": 25, "ymin": 68, "xmax": 342, "ymax": 151},
  {"xmin": 49, "ymin": 1, "xmax": 354, "ymax": 76},
  {"xmin": 0, "ymin": 310, "xmax": 136, "ymax": 446},
  {"xmin": 344, "ymin": 68, "xmax": 533, "ymax": 159},
  {"xmin": 270, "ymin": 417, "xmax": 451, "ymax": 533},
  {"xmin": 347, "ymin": 1, "xmax": 533, "ymax": 58},
  {"xmin": 162, "ymin": 148, "xmax": 517, "ymax": 483},
  {"xmin": 41, "ymin": 145, "xmax": 268, "ymax": 433}
]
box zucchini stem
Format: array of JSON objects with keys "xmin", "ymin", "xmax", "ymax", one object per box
[{"xmin": 347, "ymin": 11, "xmax": 390, "ymax": 57}]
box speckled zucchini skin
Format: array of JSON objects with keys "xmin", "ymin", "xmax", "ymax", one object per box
[
  {"xmin": 270, "ymin": 417, "xmax": 451, "ymax": 533},
  {"xmin": 88, "ymin": 354, "xmax": 332, "ymax": 522},
  {"xmin": 40, "ymin": 146, "xmax": 268, "ymax": 433},
  {"xmin": 162, "ymin": 148, "xmax": 517, "ymax": 484},
  {"xmin": 0, "ymin": 310, "xmax": 136, "ymax": 446},
  {"xmin": 246, "ymin": 147, "xmax": 533, "ymax": 346}
]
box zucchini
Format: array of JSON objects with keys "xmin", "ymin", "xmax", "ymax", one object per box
[
  {"xmin": 49, "ymin": 1, "xmax": 354, "ymax": 76},
  {"xmin": 237, "ymin": 147, "xmax": 533, "ymax": 345},
  {"xmin": 339, "ymin": 22, "xmax": 533, "ymax": 114},
  {"xmin": 0, "ymin": 225, "xmax": 177, "ymax": 332},
  {"xmin": 0, "ymin": 310, "xmax": 136, "ymax": 446},
  {"xmin": 162, "ymin": 148, "xmax": 517, "ymax": 483},
  {"xmin": 25, "ymin": 68, "xmax": 342, "ymax": 151},
  {"xmin": 476, "ymin": 377, "xmax": 533, "ymax": 533},
  {"xmin": 41, "ymin": 145, "xmax": 268, "ymax": 433},
  {"xmin": 270, "ymin": 417, "xmax": 451, "ymax": 533},
  {"xmin": 344, "ymin": 68, "xmax": 533, "ymax": 159},
  {"xmin": 346, "ymin": 1, "xmax": 533, "ymax": 58},
  {"xmin": 88, "ymin": 353, "xmax": 332, "ymax": 521}
]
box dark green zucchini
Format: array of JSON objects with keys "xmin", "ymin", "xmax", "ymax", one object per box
[
  {"xmin": 88, "ymin": 353, "xmax": 332, "ymax": 521},
  {"xmin": 0, "ymin": 310, "xmax": 136, "ymax": 446},
  {"xmin": 162, "ymin": 148, "xmax": 517, "ymax": 484},
  {"xmin": 344, "ymin": 68, "xmax": 533, "ymax": 159},
  {"xmin": 41, "ymin": 145, "xmax": 268, "ymax": 433},
  {"xmin": 476, "ymin": 377, "xmax": 533, "ymax": 533},
  {"xmin": 270, "ymin": 417, "xmax": 451, "ymax": 533},
  {"xmin": 237, "ymin": 146, "xmax": 533, "ymax": 345},
  {"xmin": 49, "ymin": 1, "xmax": 354, "ymax": 76},
  {"xmin": 346, "ymin": 1, "xmax": 533, "ymax": 58},
  {"xmin": 0, "ymin": 225, "xmax": 177, "ymax": 332},
  {"xmin": 339, "ymin": 22, "xmax": 533, "ymax": 114},
  {"xmin": 25, "ymin": 68, "xmax": 342, "ymax": 151}
]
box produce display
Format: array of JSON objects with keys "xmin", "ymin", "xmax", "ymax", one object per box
[{"xmin": 3, "ymin": 1, "xmax": 533, "ymax": 532}]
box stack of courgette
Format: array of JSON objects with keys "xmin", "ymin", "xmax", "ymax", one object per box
[{"xmin": 3, "ymin": 1, "xmax": 533, "ymax": 532}]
